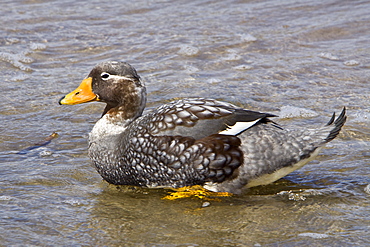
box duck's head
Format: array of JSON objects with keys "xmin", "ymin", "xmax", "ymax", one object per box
[{"xmin": 59, "ymin": 61, "xmax": 146, "ymax": 118}]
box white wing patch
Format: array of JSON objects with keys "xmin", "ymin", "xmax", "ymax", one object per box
[{"xmin": 219, "ymin": 119, "xmax": 260, "ymax": 136}]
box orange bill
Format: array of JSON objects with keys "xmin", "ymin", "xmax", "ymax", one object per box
[{"xmin": 59, "ymin": 77, "xmax": 99, "ymax": 105}]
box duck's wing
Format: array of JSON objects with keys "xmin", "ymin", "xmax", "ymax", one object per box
[
  {"xmin": 120, "ymin": 98, "xmax": 276, "ymax": 187},
  {"xmin": 137, "ymin": 98, "xmax": 277, "ymax": 140}
]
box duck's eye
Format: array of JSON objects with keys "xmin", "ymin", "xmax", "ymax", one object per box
[{"xmin": 101, "ymin": 72, "xmax": 110, "ymax": 80}]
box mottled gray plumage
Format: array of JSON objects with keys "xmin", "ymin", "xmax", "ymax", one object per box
[{"xmin": 61, "ymin": 61, "xmax": 347, "ymax": 194}]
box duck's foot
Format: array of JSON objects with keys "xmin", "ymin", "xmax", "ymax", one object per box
[{"xmin": 162, "ymin": 185, "xmax": 233, "ymax": 200}]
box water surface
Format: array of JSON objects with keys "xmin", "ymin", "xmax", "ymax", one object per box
[{"xmin": 1, "ymin": 0, "xmax": 369, "ymax": 246}]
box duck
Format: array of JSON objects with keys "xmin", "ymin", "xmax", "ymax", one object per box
[{"xmin": 59, "ymin": 61, "xmax": 346, "ymax": 194}]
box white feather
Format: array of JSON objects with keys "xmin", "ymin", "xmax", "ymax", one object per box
[{"xmin": 218, "ymin": 119, "xmax": 260, "ymax": 136}]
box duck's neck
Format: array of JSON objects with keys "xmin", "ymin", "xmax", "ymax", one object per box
[
  {"xmin": 103, "ymin": 86, "xmax": 146, "ymax": 126},
  {"xmin": 90, "ymin": 86, "xmax": 146, "ymax": 141}
]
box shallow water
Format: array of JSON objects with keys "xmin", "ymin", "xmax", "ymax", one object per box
[{"xmin": 1, "ymin": 0, "xmax": 369, "ymax": 246}]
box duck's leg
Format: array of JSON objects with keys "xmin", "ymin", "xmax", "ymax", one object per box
[{"xmin": 162, "ymin": 185, "xmax": 233, "ymax": 200}]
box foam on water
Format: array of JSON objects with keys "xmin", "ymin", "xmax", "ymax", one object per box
[{"xmin": 279, "ymin": 105, "xmax": 319, "ymax": 119}]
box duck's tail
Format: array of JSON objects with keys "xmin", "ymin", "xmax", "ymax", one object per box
[{"xmin": 323, "ymin": 107, "xmax": 347, "ymax": 143}]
